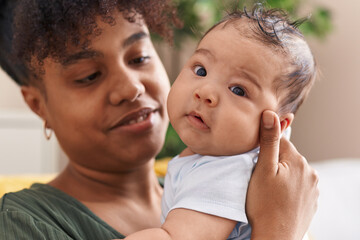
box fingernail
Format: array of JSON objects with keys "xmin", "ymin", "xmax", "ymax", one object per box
[{"xmin": 263, "ymin": 111, "xmax": 274, "ymax": 129}]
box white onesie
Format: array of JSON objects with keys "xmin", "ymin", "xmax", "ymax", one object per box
[{"xmin": 161, "ymin": 148, "xmax": 259, "ymax": 240}]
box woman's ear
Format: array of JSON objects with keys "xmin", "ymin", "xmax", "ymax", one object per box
[
  {"xmin": 21, "ymin": 85, "xmax": 47, "ymax": 121},
  {"xmin": 280, "ymin": 113, "xmax": 294, "ymax": 134}
]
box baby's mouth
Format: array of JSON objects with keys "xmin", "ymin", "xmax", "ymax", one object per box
[
  {"xmin": 187, "ymin": 111, "xmax": 210, "ymax": 129},
  {"xmin": 194, "ymin": 115, "xmax": 204, "ymax": 123}
]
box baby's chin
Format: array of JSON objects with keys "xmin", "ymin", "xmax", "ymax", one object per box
[
  {"xmin": 188, "ymin": 142, "xmax": 259, "ymax": 156},
  {"xmin": 189, "ymin": 147, "xmax": 246, "ymax": 157}
]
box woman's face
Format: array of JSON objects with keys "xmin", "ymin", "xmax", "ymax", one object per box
[{"xmin": 37, "ymin": 14, "xmax": 170, "ymax": 171}]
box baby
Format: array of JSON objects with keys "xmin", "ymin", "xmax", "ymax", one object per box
[
  {"xmin": 162, "ymin": 6, "xmax": 316, "ymax": 240},
  {"xmin": 124, "ymin": 5, "xmax": 316, "ymax": 240}
]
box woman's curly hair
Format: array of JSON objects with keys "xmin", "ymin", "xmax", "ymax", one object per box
[{"xmin": 10, "ymin": 0, "xmax": 180, "ymax": 85}]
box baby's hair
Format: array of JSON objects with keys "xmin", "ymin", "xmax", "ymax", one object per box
[
  {"xmin": 0, "ymin": 0, "xmax": 180, "ymax": 86},
  {"xmin": 203, "ymin": 4, "xmax": 317, "ymax": 115}
]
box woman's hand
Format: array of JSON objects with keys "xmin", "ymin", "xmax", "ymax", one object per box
[{"xmin": 246, "ymin": 110, "xmax": 319, "ymax": 240}]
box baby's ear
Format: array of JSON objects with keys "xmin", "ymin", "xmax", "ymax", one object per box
[{"xmin": 280, "ymin": 113, "xmax": 294, "ymax": 134}]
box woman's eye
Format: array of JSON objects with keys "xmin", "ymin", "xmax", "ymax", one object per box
[
  {"xmin": 229, "ymin": 86, "xmax": 246, "ymax": 97},
  {"xmin": 194, "ymin": 66, "xmax": 207, "ymax": 77},
  {"xmin": 75, "ymin": 71, "xmax": 101, "ymax": 84},
  {"xmin": 129, "ymin": 56, "xmax": 150, "ymax": 65}
]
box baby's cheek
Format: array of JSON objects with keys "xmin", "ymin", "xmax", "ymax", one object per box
[
  {"xmin": 248, "ymin": 117, "xmax": 261, "ymax": 146},
  {"xmin": 243, "ymin": 126, "xmax": 260, "ymax": 150},
  {"xmin": 239, "ymin": 117, "xmax": 260, "ymax": 148}
]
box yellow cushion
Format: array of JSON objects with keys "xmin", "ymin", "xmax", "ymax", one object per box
[
  {"xmin": 0, "ymin": 174, "xmax": 55, "ymax": 197},
  {"xmin": 154, "ymin": 157, "xmax": 171, "ymax": 177}
]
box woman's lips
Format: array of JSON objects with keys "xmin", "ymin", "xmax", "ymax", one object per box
[
  {"xmin": 186, "ymin": 112, "xmax": 210, "ymax": 130},
  {"xmin": 109, "ymin": 108, "xmax": 157, "ymax": 133}
]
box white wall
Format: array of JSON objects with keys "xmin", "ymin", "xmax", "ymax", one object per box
[
  {"xmin": 0, "ymin": 69, "xmax": 27, "ymax": 110},
  {"xmin": 291, "ymin": 0, "xmax": 360, "ymax": 162},
  {"xmin": 0, "ymin": 70, "xmax": 64, "ymax": 175}
]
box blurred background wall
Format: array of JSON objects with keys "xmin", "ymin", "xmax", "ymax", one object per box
[
  {"xmin": 0, "ymin": 0, "xmax": 359, "ymax": 175},
  {"xmin": 291, "ymin": 0, "xmax": 360, "ymax": 162}
]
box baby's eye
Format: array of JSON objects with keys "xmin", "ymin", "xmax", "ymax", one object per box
[
  {"xmin": 129, "ymin": 56, "xmax": 150, "ymax": 65},
  {"xmin": 75, "ymin": 71, "xmax": 101, "ymax": 84},
  {"xmin": 194, "ymin": 66, "xmax": 207, "ymax": 77},
  {"xmin": 229, "ymin": 86, "xmax": 247, "ymax": 97}
]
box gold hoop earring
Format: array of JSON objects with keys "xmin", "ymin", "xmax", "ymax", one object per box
[{"xmin": 44, "ymin": 121, "xmax": 53, "ymax": 140}]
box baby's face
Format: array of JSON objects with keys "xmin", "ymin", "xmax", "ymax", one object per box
[{"xmin": 167, "ymin": 22, "xmax": 289, "ymax": 156}]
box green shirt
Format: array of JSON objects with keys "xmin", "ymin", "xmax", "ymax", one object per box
[{"xmin": 0, "ymin": 183, "xmax": 125, "ymax": 239}]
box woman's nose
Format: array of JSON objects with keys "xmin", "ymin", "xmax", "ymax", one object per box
[
  {"xmin": 193, "ymin": 85, "xmax": 219, "ymax": 107},
  {"xmin": 108, "ymin": 71, "xmax": 145, "ymax": 105}
]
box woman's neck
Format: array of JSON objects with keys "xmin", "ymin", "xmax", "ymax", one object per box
[
  {"xmin": 49, "ymin": 158, "xmax": 162, "ymax": 204},
  {"xmin": 49, "ymin": 158, "xmax": 163, "ymax": 234}
]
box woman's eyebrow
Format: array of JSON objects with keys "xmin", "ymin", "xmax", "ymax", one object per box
[
  {"xmin": 61, "ymin": 32, "xmax": 148, "ymax": 67},
  {"xmin": 123, "ymin": 31, "xmax": 149, "ymax": 48},
  {"xmin": 62, "ymin": 51, "xmax": 103, "ymax": 67}
]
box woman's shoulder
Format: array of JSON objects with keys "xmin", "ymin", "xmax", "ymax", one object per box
[
  {"xmin": 0, "ymin": 183, "xmax": 125, "ymax": 239},
  {"xmin": 0, "ymin": 184, "xmax": 74, "ymax": 239},
  {"xmin": 1, "ymin": 183, "xmax": 51, "ymax": 208},
  {"xmin": 0, "ymin": 183, "xmax": 83, "ymax": 229},
  {"xmin": 1, "ymin": 183, "xmax": 72, "ymax": 212}
]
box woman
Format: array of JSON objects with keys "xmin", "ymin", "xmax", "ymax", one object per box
[{"xmin": 0, "ymin": 0, "xmax": 318, "ymax": 239}]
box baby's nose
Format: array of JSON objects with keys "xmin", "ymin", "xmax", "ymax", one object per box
[{"xmin": 193, "ymin": 85, "xmax": 219, "ymax": 107}]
